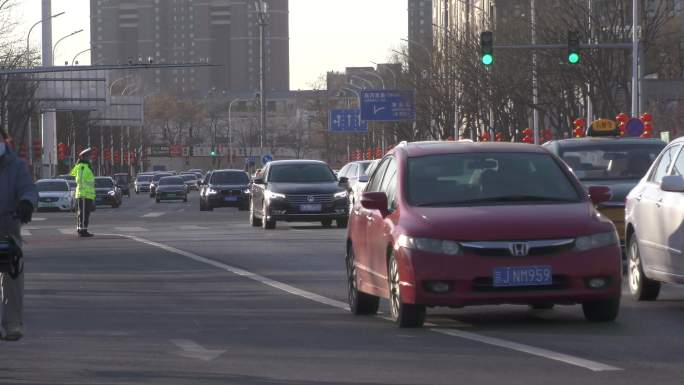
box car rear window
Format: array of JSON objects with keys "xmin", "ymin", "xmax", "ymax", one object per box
[
  {"xmin": 559, "ymin": 143, "xmax": 664, "ymax": 181},
  {"xmin": 37, "ymin": 181, "xmax": 69, "ymax": 192},
  {"xmin": 180, "ymin": 174, "xmax": 196, "ymax": 181},
  {"xmin": 268, "ymin": 164, "xmax": 336, "ymax": 183},
  {"xmin": 211, "ymin": 172, "xmax": 249, "ymax": 184},
  {"xmin": 95, "ymin": 178, "xmax": 114, "ymax": 188},
  {"xmin": 407, "ymin": 153, "xmax": 581, "ymax": 206},
  {"xmin": 159, "ymin": 177, "xmax": 184, "ymax": 186},
  {"xmin": 136, "ymin": 175, "xmax": 152, "ymax": 182}
]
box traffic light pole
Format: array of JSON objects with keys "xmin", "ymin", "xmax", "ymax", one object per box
[
  {"xmin": 631, "ymin": 0, "xmax": 639, "ymax": 117},
  {"xmin": 531, "ymin": 0, "xmax": 539, "ymax": 145}
]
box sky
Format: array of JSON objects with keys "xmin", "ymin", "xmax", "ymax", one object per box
[{"xmin": 14, "ymin": 0, "xmax": 408, "ymax": 90}]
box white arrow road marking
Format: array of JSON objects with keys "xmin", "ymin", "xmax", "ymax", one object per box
[
  {"xmin": 141, "ymin": 212, "xmax": 165, "ymax": 218},
  {"xmin": 32, "ymin": 217, "xmax": 47, "ymax": 221},
  {"xmin": 115, "ymin": 234, "xmax": 623, "ymax": 372},
  {"xmin": 170, "ymin": 339, "xmax": 225, "ymax": 362},
  {"xmin": 20, "ymin": 229, "xmax": 31, "ymax": 237},
  {"xmin": 59, "ymin": 228, "xmax": 74, "ymax": 235}
]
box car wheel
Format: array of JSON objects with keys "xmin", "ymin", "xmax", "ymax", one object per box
[
  {"xmin": 582, "ymin": 298, "xmax": 620, "ymax": 322},
  {"xmin": 321, "ymin": 219, "xmax": 333, "ymax": 228},
  {"xmin": 388, "ymin": 254, "xmax": 425, "ymax": 328},
  {"xmin": 156, "ymin": 198, "xmax": 160, "ymax": 203},
  {"xmin": 336, "ymin": 218, "xmax": 348, "ymax": 229},
  {"xmin": 183, "ymin": 196, "xmax": 188, "ymax": 203},
  {"xmin": 250, "ymin": 201, "xmax": 262, "ymax": 227},
  {"xmin": 346, "ymin": 246, "xmax": 379, "ymax": 315},
  {"xmin": 628, "ymin": 235, "xmax": 661, "ymax": 301},
  {"xmin": 200, "ymin": 200, "xmax": 206, "ymax": 211},
  {"xmin": 207, "ymin": 203, "xmax": 213, "ymax": 211}
]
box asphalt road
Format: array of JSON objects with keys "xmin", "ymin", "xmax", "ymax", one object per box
[{"xmin": 1, "ymin": 191, "xmax": 684, "ymax": 384}]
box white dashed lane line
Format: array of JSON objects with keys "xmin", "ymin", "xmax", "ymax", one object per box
[
  {"xmin": 114, "ymin": 233, "xmax": 623, "ymax": 373},
  {"xmin": 141, "ymin": 212, "xmax": 165, "ymax": 218}
]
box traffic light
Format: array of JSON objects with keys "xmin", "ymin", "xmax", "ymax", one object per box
[
  {"xmin": 210, "ymin": 147, "xmax": 217, "ymax": 157},
  {"xmin": 480, "ymin": 31, "xmax": 494, "ymax": 66},
  {"xmin": 567, "ymin": 30, "xmax": 581, "ymax": 64}
]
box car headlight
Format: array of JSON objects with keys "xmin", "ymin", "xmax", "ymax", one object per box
[
  {"xmin": 397, "ymin": 235, "xmax": 461, "ymax": 256},
  {"xmin": 243, "ymin": 188, "xmax": 251, "ymax": 194},
  {"xmin": 108, "ymin": 191, "xmax": 116, "ymax": 196},
  {"xmin": 334, "ymin": 191, "xmax": 348, "ymax": 199},
  {"xmin": 574, "ymin": 231, "xmax": 619, "ymax": 251},
  {"xmin": 207, "ymin": 188, "xmax": 218, "ymax": 195},
  {"xmin": 265, "ymin": 191, "xmax": 286, "ymax": 200}
]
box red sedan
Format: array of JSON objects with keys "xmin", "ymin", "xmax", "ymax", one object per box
[{"xmin": 346, "ymin": 141, "xmax": 622, "ymax": 327}]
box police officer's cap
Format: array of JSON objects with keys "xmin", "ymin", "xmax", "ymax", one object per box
[{"xmin": 79, "ymin": 147, "xmax": 93, "ymax": 159}]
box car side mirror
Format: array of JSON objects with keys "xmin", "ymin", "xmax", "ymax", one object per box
[
  {"xmin": 358, "ymin": 175, "xmax": 369, "ymax": 183},
  {"xmin": 361, "ymin": 192, "xmax": 389, "ymax": 215},
  {"xmin": 338, "ymin": 176, "xmax": 349, "ymax": 185},
  {"xmin": 588, "ymin": 186, "xmax": 612, "ymax": 206},
  {"xmin": 253, "ymin": 177, "xmax": 265, "ymax": 185},
  {"xmin": 661, "ymin": 175, "xmax": 684, "ymax": 192}
]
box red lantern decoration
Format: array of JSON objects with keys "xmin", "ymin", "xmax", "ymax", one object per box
[
  {"xmin": 543, "ymin": 128, "xmax": 553, "ymax": 142},
  {"xmin": 495, "ymin": 132, "xmax": 504, "ymax": 142},
  {"xmin": 641, "ymin": 112, "xmax": 652, "ymax": 122},
  {"xmin": 643, "ymin": 122, "xmax": 653, "ymax": 132},
  {"xmin": 521, "ymin": 128, "xmax": 534, "ymax": 143},
  {"xmin": 573, "ymin": 118, "xmax": 586, "ymax": 128},
  {"xmin": 615, "ymin": 113, "xmax": 629, "ymax": 123},
  {"xmin": 375, "ymin": 147, "xmax": 383, "ymax": 159},
  {"xmin": 481, "ymin": 132, "xmax": 491, "ymax": 142},
  {"xmin": 640, "ymin": 131, "xmax": 653, "ymax": 138}
]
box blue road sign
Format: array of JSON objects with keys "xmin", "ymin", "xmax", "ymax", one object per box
[
  {"xmin": 262, "ymin": 154, "xmax": 273, "ymax": 165},
  {"xmin": 244, "ymin": 156, "xmax": 257, "ymax": 165},
  {"xmin": 360, "ymin": 90, "xmax": 415, "ymax": 121},
  {"xmin": 329, "ymin": 109, "xmax": 368, "ymax": 132}
]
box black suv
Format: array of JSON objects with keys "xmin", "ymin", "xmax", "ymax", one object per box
[
  {"xmin": 250, "ymin": 160, "xmax": 349, "ymax": 229},
  {"xmin": 200, "ymin": 170, "xmax": 251, "ymax": 211},
  {"xmin": 94, "ymin": 177, "xmax": 122, "ymax": 208}
]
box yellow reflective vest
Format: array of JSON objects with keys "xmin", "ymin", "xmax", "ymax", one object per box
[{"xmin": 70, "ymin": 162, "xmax": 96, "ymax": 200}]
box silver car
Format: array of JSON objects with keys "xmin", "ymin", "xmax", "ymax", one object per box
[{"xmin": 625, "ymin": 136, "xmax": 684, "ymax": 300}]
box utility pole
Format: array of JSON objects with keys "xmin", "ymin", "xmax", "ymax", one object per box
[
  {"xmin": 41, "ymin": 0, "xmax": 56, "ymax": 178},
  {"xmin": 256, "ymin": 0, "xmax": 268, "ymax": 158},
  {"xmin": 531, "ymin": 0, "xmax": 540, "ymax": 144},
  {"xmin": 631, "ymin": 0, "xmax": 639, "ymax": 116}
]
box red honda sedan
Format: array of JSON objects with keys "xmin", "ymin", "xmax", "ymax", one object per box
[{"xmin": 346, "ymin": 141, "xmax": 622, "ymax": 327}]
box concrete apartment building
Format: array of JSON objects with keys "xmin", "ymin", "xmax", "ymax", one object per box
[
  {"xmin": 90, "ymin": 0, "xmax": 289, "ymax": 96},
  {"xmin": 408, "ymin": 0, "xmax": 434, "ymax": 71}
]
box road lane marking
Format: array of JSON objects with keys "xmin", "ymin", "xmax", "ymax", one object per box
[
  {"xmin": 141, "ymin": 212, "xmax": 165, "ymax": 218},
  {"xmin": 170, "ymin": 339, "xmax": 225, "ymax": 362},
  {"xmin": 59, "ymin": 228, "xmax": 74, "ymax": 235},
  {"xmin": 32, "ymin": 217, "xmax": 47, "ymax": 221},
  {"xmin": 179, "ymin": 225, "xmax": 208, "ymax": 230},
  {"xmin": 20, "ymin": 229, "xmax": 31, "ymax": 237},
  {"xmin": 433, "ymin": 329, "xmax": 622, "ymax": 372},
  {"xmin": 115, "ymin": 234, "xmax": 622, "ymax": 372},
  {"xmin": 114, "ymin": 227, "xmax": 148, "ymax": 232}
]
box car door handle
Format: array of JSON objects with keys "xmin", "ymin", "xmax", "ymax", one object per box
[
  {"xmin": 636, "ymin": 195, "xmax": 642, "ymax": 202},
  {"xmin": 366, "ymin": 215, "xmax": 374, "ymax": 222},
  {"xmin": 656, "ymin": 199, "xmax": 663, "ymax": 208}
]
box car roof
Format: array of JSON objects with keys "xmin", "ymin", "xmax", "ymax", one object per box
[
  {"xmin": 400, "ymin": 141, "xmax": 548, "ymax": 157},
  {"xmin": 37, "ymin": 179, "xmax": 68, "ymax": 183},
  {"xmin": 95, "ymin": 176, "xmax": 113, "ymax": 179},
  {"xmin": 212, "ymin": 169, "xmax": 248, "ymax": 173},
  {"xmin": 547, "ymin": 137, "xmax": 665, "ymax": 148},
  {"xmin": 160, "ymin": 175, "xmax": 183, "ymax": 180},
  {"xmin": 267, "ymin": 159, "xmax": 328, "ymax": 166}
]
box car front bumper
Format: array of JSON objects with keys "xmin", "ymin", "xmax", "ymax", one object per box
[
  {"xmin": 157, "ymin": 191, "xmax": 187, "ymax": 200},
  {"xmin": 95, "ymin": 195, "xmax": 118, "ymax": 205},
  {"xmin": 207, "ymin": 193, "xmax": 249, "ymax": 207},
  {"xmin": 266, "ymin": 199, "xmax": 348, "ymax": 222},
  {"xmin": 392, "ymin": 245, "xmax": 622, "ymax": 307},
  {"xmin": 37, "ymin": 199, "xmax": 72, "ymax": 211}
]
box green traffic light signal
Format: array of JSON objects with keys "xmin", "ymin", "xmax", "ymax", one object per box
[
  {"xmin": 568, "ymin": 52, "xmax": 580, "ymax": 64},
  {"xmin": 210, "ymin": 150, "xmax": 217, "ymax": 156},
  {"xmin": 482, "ymin": 54, "xmax": 494, "ymax": 66},
  {"xmin": 567, "ymin": 30, "xmax": 581, "ymax": 64}
]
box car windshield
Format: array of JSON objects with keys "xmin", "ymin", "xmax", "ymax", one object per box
[
  {"xmin": 37, "ymin": 181, "xmax": 69, "ymax": 192},
  {"xmin": 136, "ymin": 175, "xmax": 152, "ymax": 182},
  {"xmin": 95, "ymin": 178, "xmax": 114, "ymax": 188},
  {"xmin": 159, "ymin": 177, "xmax": 184, "ymax": 186},
  {"xmin": 407, "ymin": 153, "xmax": 581, "ymax": 207},
  {"xmin": 153, "ymin": 173, "xmax": 172, "ymax": 182},
  {"xmin": 211, "ymin": 172, "xmax": 249, "ymax": 184},
  {"xmin": 359, "ymin": 161, "xmax": 372, "ymax": 175},
  {"xmin": 268, "ymin": 163, "xmax": 336, "ymax": 183},
  {"xmin": 114, "ymin": 176, "xmax": 129, "ymax": 184},
  {"xmin": 180, "ymin": 174, "xmax": 196, "ymax": 181},
  {"xmin": 58, "ymin": 175, "xmax": 75, "ymax": 181},
  {"xmin": 559, "ymin": 143, "xmax": 665, "ymax": 181}
]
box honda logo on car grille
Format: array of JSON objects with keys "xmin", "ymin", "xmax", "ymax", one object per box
[
  {"xmin": 307, "ymin": 195, "xmax": 315, "ymax": 203},
  {"xmin": 508, "ymin": 242, "xmax": 530, "ymax": 257}
]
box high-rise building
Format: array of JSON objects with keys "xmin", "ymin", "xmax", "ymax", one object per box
[
  {"xmin": 408, "ymin": 0, "xmax": 433, "ymax": 70},
  {"xmin": 90, "ymin": 0, "xmax": 289, "ymax": 96}
]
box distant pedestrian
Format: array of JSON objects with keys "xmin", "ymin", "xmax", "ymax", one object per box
[
  {"xmin": 70, "ymin": 149, "xmax": 96, "ymax": 237},
  {"xmin": 0, "ymin": 132, "xmax": 38, "ymax": 341}
]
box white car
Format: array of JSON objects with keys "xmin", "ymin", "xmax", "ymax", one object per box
[
  {"xmin": 36, "ymin": 179, "xmax": 76, "ymax": 212},
  {"xmin": 625, "ymin": 136, "xmax": 684, "ymax": 300}
]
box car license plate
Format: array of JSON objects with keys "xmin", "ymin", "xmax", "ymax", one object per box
[
  {"xmin": 225, "ymin": 196, "xmax": 238, "ymax": 202},
  {"xmin": 300, "ymin": 204, "xmax": 322, "ymax": 212},
  {"xmin": 493, "ymin": 266, "xmax": 552, "ymax": 287}
]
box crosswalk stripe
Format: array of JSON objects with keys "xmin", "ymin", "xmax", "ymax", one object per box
[
  {"xmin": 179, "ymin": 225, "xmax": 208, "ymax": 230},
  {"xmin": 32, "ymin": 217, "xmax": 47, "ymax": 221},
  {"xmin": 141, "ymin": 212, "xmax": 165, "ymax": 218},
  {"xmin": 20, "ymin": 229, "xmax": 32, "ymax": 236},
  {"xmin": 59, "ymin": 228, "xmax": 74, "ymax": 235},
  {"xmin": 114, "ymin": 227, "xmax": 148, "ymax": 232}
]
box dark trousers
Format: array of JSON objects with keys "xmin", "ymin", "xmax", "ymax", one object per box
[{"xmin": 77, "ymin": 198, "xmax": 94, "ymax": 232}]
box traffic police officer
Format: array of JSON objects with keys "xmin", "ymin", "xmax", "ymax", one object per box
[
  {"xmin": 0, "ymin": 133, "xmax": 38, "ymax": 341},
  {"xmin": 70, "ymin": 148, "xmax": 95, "ymax": 237}
]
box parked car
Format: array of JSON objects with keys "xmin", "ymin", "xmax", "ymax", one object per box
[
  {"xmin": 155, "ymin": 176, "xmax": 188, "ymax": 203},
  {"xmin": 113, "ymin": 173, "xmax": 132, "ymax": 197},
  {"xmin": 135, "ymin": 174, "xmax": 153, "ymax": 194},
  {"xmin": 149, "ymin": 172, "xmax": 174, "ymax": 197},
  {"xmin": 347, "ymin": 141, "xmax": 622, "ymax": 327},
  {"xmin": 94, "ymin": 177, "xmax": 122, "ymax": 208},
  {"xmin": 625, "ymin": 136, "xmax": 684, "ymax": 301},
  {"xmin": 199, "ymin": 169, "xmax": 251, "ymax": 211},
  {"xmin": 545, "ymin": 137, "xmax": 665, "ymax": 247},
  {"xmin": 180, "ymin": 173, "xmax": 199, "ymax": 191},
  {"xmin": 36, "ymin": 179, "xmax": 75, "ymax": 212},
  {"xmin": 250, "ymin": 160, "xmax": 349, "ymax": 229}
]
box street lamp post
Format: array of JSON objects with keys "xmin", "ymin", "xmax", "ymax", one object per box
[
  {"xmin": 228, "ymin": 98, "xmax": 251, "ymax": 167},
  {"xmin": 53, "ymin": 29, "xmax": 84, "ymax": 63},
  {"xmin": 255, "ymin": 0, "xmax": 268, "ymax": 158},
  {"xmin": 71, "ymin": 47, "xmax": 92, "ymax": 66}
]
